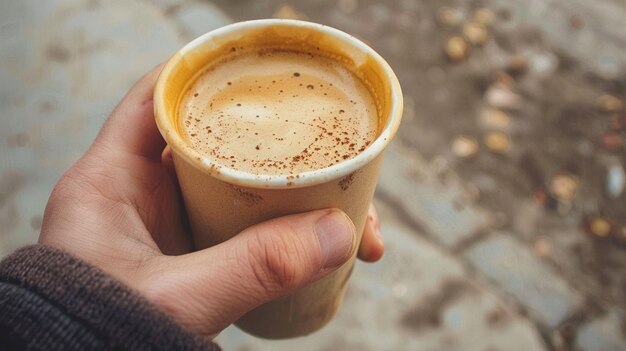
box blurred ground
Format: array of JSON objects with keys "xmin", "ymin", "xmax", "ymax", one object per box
[{"xmin": 1, "ymin": 0, "xmax": 625, "ymax": 350}]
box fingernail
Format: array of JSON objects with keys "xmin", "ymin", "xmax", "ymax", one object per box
[{"xmin": 315, "ymin": 211, "xmax": 355, "ymax": 269}]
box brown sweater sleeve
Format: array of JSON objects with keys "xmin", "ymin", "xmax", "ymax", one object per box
[{"xmin": 0, "ymin": 245, "xmax": 220, "ymax": 351}]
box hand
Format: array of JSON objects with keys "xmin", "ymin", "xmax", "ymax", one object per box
[{"xmin": 38, "ymin": 66, "xmax": 384, "ymax": 338}]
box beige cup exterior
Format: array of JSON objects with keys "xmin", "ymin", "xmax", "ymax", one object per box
[
  {"xmin": 154, "ymin": 19, "xmax": 403, "ymax": 339},
  {"xmin": 173, "ymin": 152, "xmax": 382, "ymax": 337}
]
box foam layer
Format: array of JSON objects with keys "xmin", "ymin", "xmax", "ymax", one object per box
[{"xmin": 179, "ymin": 50, "xmax": 379, "ymax": 175}]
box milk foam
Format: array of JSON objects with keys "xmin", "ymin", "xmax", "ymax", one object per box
[{"xmin": 179, "ymin": 50, "xmax": 378, "ymax": 175}]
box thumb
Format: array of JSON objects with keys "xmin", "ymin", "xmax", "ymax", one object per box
[{"xmin": 144, "ymin": 209, "xmax": 356, "ymax": 336}]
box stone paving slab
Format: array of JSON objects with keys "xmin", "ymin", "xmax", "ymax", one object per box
[
  {"xmin": 215, "ymin": 200, "xmax": 546, "ymax": 351},
  {"xmin": 173, "ymin": 1, "xmax": 231, "ymax": 38},
  {"xmin": 490, "ymin": 0, "xmax": 626, "ymax": 80},
  {"xmin": 465, "ymin": 234, "xmax": 583, "ymax": 328},
  {"xmin": 575, "ymin": 309, "xmax": 626, "ymax": 351},
  {"xmin": 377, "ymin": 141, "xmax": 493, "ymax": 249}
]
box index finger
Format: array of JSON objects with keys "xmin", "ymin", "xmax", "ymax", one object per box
[{"xmin": 95, "ymin": 64, "xmax": 165, "ymax": 160}]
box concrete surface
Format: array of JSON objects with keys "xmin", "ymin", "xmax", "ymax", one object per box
[{"xmin": 1, "ymin": 0, "xmax": 625, "ymax": 350}]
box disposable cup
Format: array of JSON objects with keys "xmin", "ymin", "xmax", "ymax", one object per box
[{"xmin": 154, "ymin": 19, "xmax": 403, "ymax": 339}]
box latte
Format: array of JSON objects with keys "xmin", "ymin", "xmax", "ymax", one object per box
[{"xmin": 179, "ymin": 50, "xmax": 379, "ymax": 175}]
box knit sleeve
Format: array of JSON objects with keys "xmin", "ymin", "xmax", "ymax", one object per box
[{"xmin": 0, "ymin": 245, "xmax": 220, "ymax": 351}]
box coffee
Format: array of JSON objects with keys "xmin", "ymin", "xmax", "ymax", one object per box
[{"xmin": 178, "ymin": 50, "xmax": 379, "ymax": 175}]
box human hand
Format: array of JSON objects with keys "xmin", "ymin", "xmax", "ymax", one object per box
[{"xmin": 38, "ymin": 66, "xmax": 384, "ymax": 338}]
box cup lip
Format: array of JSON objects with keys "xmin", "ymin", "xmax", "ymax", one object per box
[{"xmin": 154, "ymin": 19, "xmax": 403, "ymax": 189}]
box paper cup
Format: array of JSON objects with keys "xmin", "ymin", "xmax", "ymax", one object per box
[{"xmin": 154, "ymin": 19, "xmax": 402, "ymax": 339}]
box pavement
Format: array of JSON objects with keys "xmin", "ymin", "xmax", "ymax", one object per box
[{"xmin": 1, "ymin": 1, "xmax": 625, "ymax": 350}]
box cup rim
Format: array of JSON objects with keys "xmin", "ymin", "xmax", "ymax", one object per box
[{"xmin": 154, "ymin": 19, "xmax": 403, "ymax": 189}]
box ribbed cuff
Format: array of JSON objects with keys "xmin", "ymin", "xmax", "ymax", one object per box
[{"xmin": 0, "ymin": 245, "xmax": 219, "ymax": 351}]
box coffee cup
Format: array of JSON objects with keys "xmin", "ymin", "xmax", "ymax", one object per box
[{"xmin": 154, "ymin": 19, "xmax": 402, "ymax": 339}]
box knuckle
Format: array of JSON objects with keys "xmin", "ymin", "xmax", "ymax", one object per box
[
  {"xmin": 55, "ymin": 158, "xmax": 124, "ymax": 204},
  {"xmin": 49, "ymin": 169, "xmax": 84, "ymax": 201},
  {"xmin": 47, "ymin": 179, "xmax": 72, "ymax": 206},
  {"xmin": 246, "ymin": 227, "xmax": 306, "ymax": 295}
]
